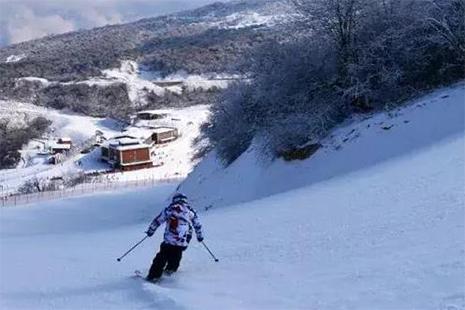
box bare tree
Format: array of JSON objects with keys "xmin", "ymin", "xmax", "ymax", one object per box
[
  {"xmin": 427, "ymin": 0, "xmax": 465, "ymax": 57},
  {"xmin": 293, "ymin": 0, "xmax": 363, "ymax": 76},
  {"xmin": 203, "ymin": 0, "xmax": 465, "ymax": 163}
]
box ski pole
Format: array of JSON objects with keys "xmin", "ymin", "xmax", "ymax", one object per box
[
  {"xmin": 201, "ymin": 241, "xmax": 219, "ymax": 262},
  {"xmin": 117, "ymin": 235, "xmax": 148, "ymax": 262}
]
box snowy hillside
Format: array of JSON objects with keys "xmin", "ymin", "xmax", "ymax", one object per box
[
  {"xmin": 0, "ymin": 0, "xmax": 295, "ymax": 118},
  {"xmin": 0, "ymin": 101, "xmax": 209, "ymax": 194},
  {"xmin": 0, "ymin": 100, "xmax": 123, "ymax": 143},
  {"xmin": 0, "ymin": 84, "xmax": 463, "ymax": 309},
  {"xmin": 11, "ymin": 60, "xmax": 235, "ymax": 110},
  {"xmin": 0, "ymin": 100, "xmax": 122, "ymax": 191},
  {"xmin": 180, "ymin": 83, "xmax": 465, "ymax": 208}
]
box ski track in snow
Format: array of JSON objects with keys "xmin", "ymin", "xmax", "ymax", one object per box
[{"xmin": 0, "ymin": 84, "xmax": 464, "ymax": 309}]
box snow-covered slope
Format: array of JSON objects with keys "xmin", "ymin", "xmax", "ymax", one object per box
[
  {"xmin": 0, "ymin": 100, "xmax": 123, "ymax": 192},
  {"xmin": 108, "ymin": 104, "xmax": 210, "ymax": 182},
  {"xmin": 0, "ymin": 1, "xmax": 292, "ymax": 116},
  {"xmin": 13, "ymin": 60, "xmax": 236, "ymax": 108},
  {"xmin": 0, "ymin": 100, "xmax": 123, "ymax": 143},
  {"xmin": 0, "ymin": 101, "xmax": 209, "ymax": 194},
  {"xmin": 180, "ymin": 83, "xmax": 465, "ymax": 208},
  {"xmin": 0, "ymin": 84, "xmax": 463, "ymax": 309}
]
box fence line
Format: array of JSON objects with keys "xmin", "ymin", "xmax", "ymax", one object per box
[{"xmin": 1, "ymin": 176, "xmax": 184, "ymax": 207}]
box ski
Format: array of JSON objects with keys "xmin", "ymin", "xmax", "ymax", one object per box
[
  {"xmin": 134, "ymin": 270, "xmax": 144, "ymax": 277},
  {"xmin": 133, "ymin": 270, "xmax": 160, "ymax": 284}
]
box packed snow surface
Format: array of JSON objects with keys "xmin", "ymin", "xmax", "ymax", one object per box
[{"xmin": 0, "ymin": 84, "xmax": 464, "ymax": 309}]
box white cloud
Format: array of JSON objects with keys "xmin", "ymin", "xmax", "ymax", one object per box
[
  {"xmin": 6, "ymin": 7, "xmax": 75, "ymax": 44},
  {"xmin": 79, "ymin": 7, "xmax": 123, "ymax": 27},
  {"xmin": 0, "ymin": 0, "xmax": 217, "ymax": 46}
]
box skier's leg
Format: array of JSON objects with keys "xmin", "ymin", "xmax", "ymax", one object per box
[
  {"xmin": 165, "ymin": 245, "xmax": 184, "ymax": 272},
  {"xmin": 147, "ymin": 243, "xmax": 169, "ymax": 280}
]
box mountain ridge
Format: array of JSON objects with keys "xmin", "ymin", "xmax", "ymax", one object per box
[{"xmin": 0, "ymin": 0, "xmax": 295, "ymax": 118}]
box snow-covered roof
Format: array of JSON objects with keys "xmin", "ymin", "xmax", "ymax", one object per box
[
  {"xmin": 59, "ymin": 137, "xmax": 72, "ymax": 142},
  {"xmin": 112, "ymin": 143, "xmax": 151, "ymax": 151},
  {"xmin": 137, "ymin": 109, "xmax": 172, "ymax": 115},
  {"xmin": 121, "ymin": 127, "xmax": 155, "ymax": 140},
  {"xmin": 101, "ymin": 135, "xmax": 139, "ymax": 148},
  {"xmin": 104, "ymin": 135, "xmax": 151, "ymax": 151},
  {"xmin": 50, "ymin": 143, "xmax": 71, "ymax": 150},
  {"xmin": 151, "ymin": 127, "xmax": 177, "ymax": 134},
  {"xmin": 111, "ymin": 134, "xmax": 137, "ymax": 140},
  {"xmin": 112, "ymin": 138, "xmax": 140, "ymax": 146}
]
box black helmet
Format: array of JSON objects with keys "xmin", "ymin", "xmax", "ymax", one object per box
[{"xmin": 172, "ymin": 193, "xmax": 188, "ymax": 203}]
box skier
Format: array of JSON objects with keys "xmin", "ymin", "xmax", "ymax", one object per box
[{"xmin": 145, "ymin": 193, "xmax": 203, "ymax": 282}]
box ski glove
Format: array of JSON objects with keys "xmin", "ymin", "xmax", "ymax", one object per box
[
  {"xmin": 146, "ymin": 227, "xmax": 155, "ymax": 237},
  {"xmin": 197, "ymin": 236, "xmax": 204, "ymax": 242}
]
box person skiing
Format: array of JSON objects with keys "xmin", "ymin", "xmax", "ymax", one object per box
[{"xmin": 145, "ymin": 193, "xmax": 203, "ymax": 282}]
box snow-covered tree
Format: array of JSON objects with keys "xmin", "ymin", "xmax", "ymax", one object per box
[{"xmin": 205, "ymin": 0, "xmax": 465, "ymax": 163}]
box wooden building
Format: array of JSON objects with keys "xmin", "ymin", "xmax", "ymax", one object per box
[
  {"xmin": 152, "ymin": 127, "xmax": 178, "ymax": 144},
  {"xmin": 133, "ymin": 110, "xmax": 176, "ymax": 128},
  {"xmin": 101, "ymin": 138, "xmax": 153, "ymax": 171},
  {"xmin": 119, "ymin": 127, "xmax": 178, "ymax": 145},
  {"xmin": 50, "ymin": 142, "xmax": 71, "ymax": 154},
  {"xmin": 57, "ymin": 137, "xmax": 72, "ymax": 145},
  {"xmin": 48, "ymin": 153, "xmax": 65, "ymax": 165},
  {"xmin": 136, "ymin": 110, "xmax": 170, "ymax": 121}
]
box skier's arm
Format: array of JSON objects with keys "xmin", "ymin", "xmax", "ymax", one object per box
[
  {"xmin": 190, "ymin": 207, "xmax": 203, "ymax": 242},
  {"xmin": 146, "ymin": 209, "xmax": 167, "ymax": 236}
]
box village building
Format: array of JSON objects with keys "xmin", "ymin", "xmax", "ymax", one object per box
[
  {"xmin": 100, "ymin": 114, "xmax": 180, "ymax": 171},
  {"xmin": 101, "ymin": 137, "xmax": 153, "ymax": 171},
  {"xmin": 119, "ymin": 128, "xmax": 156, "ymax": 145},
  {"xmin": 120, "ymin": 127, "xmax": 179, "ymax": 146},
  {"xmin": 49, "ymin": 142, "xmax": 71, "ymax": 154},
  {"xmin": 133, "ymin": 109, "xmax": 177, "ymax": 128},
  {"xmin": 48, "ymin": 153, "xmax": 65, "ymax": 165},
  {"xmin": 152, "ymin": 127, "xmax": 178, "ymax": 144},
  {"xmin": 136, "ymin": 110, "xmax": 171, "ymax": 121},
  {"xmin": 57, "ymin": 137, "xmax": 72, "ymax": 145}
]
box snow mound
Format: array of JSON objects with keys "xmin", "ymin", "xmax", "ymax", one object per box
[
  {"xmin": 5, "ymin": 54, "xmax": 26, "ymax": 63},
  {"xmin": 16, "ymin": 76, "xmax": 50, "ymax": 86},
  {"xmin": 218, "ymin": 11, "xmax": 293, "ymax": 29},
  {"xmin": 102, "ymin": 60, "xmax": 166, "ymax": 105}
]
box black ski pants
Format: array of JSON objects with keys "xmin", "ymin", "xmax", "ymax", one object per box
[{"xmin": 147, "ymin": 242, "xmax": 185, "ymax": 279}]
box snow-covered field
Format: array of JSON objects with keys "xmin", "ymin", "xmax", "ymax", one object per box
[
  {"xmin": 0, "ymin": 101, "xmax": 209, "ymax": 194},
  {"xmin": 0, "ymin": 84, "xmax": 463, "ymax": 309},
  {"xmin": 2, "ymin": 59, "xmax": 230, "ymax": 194},
  {"xmin": 0, "ymin": 101, "xmax": 122, "ymax": 192},
  {"xmin": 105, "ymin": 104, "xmax": 210, "ymax": 182},
  {"xmin": 0, "ymin": 100, "xmax": 123, "ymax": 143},
  {"xmin": 14, "ymin": 60, "xmax": 236, "ymax": 108}
]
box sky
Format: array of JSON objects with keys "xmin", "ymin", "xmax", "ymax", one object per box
[{"xmin": 0, "ymin": 0, "xmax": 218, "ymax": 47}]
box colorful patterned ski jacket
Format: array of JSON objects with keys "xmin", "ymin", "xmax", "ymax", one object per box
[{"xmin": 147, "ymin": 201, "xmax": 203, "ymax": 247}]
